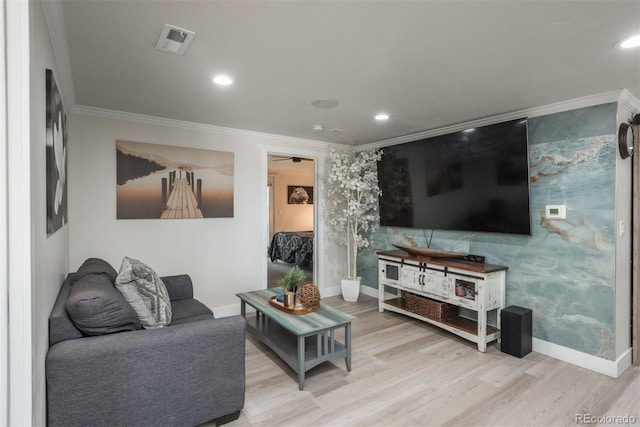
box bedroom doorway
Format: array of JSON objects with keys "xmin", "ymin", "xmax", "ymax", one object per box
[{"xmin": 267, "ymin": 154, "xmax": 315, "ymax": 289}]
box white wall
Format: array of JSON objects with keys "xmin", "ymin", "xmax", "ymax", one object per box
[
  {"xmin": 30, "ymin": 2, "xmax": 71, "ymax": 425},
  {"xmin": 68, "ymin": 112, "xmax": 336, "ymax": 313}
]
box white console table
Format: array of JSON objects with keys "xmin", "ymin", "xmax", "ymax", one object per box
[{"xmin": 377, "ymin": 250, "xmax": 507, "ymax": 352}]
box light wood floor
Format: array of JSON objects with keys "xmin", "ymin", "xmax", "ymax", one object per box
[{"xmin": 226, "ymin": 295, "xmax": 640, "ymax": 427}]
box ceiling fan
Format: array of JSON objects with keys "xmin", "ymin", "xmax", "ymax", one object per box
[{"xmin": 271, "ymin": 155, "xmax": 313, "ymax": 163}]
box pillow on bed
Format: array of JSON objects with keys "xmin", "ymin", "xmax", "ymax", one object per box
[{"xmin": 115, "ymin": 257, "xmax": 172, "ymax": 329}]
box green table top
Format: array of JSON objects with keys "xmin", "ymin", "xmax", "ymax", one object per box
[{"xmin": 236, "ymin": 288, "xmax": 356, "ymax": 335}]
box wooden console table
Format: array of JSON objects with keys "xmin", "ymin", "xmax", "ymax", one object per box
[
  {"xmin": 378, "ymin": 250, "xmax": 507, "ymax": 352},
  {"xmin": 236, "ymin": 289, "xmax": 355, "ymax": 390}
]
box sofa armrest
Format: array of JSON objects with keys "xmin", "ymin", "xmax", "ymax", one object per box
[
  {"xmin": 161, "ymin": 274, "xmax": 194, "ymax": 301},
  {"xmin": 46, "ymin": 316, "xmax": 246, "ymax": 427}
]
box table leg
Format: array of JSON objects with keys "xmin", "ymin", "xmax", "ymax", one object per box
[
  {"xmin": 345, "ymin": 322, "xmax": 352, "ymax": 372},
  {"xmin": 497, "ymin": 308, "xmax": 502, "ymax": 343},
  {"xmin": 477, "ymin": 308, "xmax": 487, "ymax": 352},
  {"xmin": 240, "ymin": 300, "xmax": 246, "ymax": 318},
  {"xmin": 297, "ymin": 335, "xmax": 305, "ymax": 390}
]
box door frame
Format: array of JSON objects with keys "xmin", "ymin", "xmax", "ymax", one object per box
[
  {"xmin": 633, "ymin": 124, "xmax": 639, "ymax": 365},
  {"xmin": 0, "ymin": 1, "xmax": 8, "ymax": 421},
  {"xmin": 2, "ymin": 0, "xmax": 33, "ymax": 424},
  {"xmin": 261, "ymin": 147, "xmax": 323, "ymax": 293},
  {"xmin": 267, "ymin": 175, "xmax": 275, "ymax": 240}
]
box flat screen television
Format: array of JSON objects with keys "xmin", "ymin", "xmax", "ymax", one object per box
[{"xmin": 377, "ymin": 118, "xmax": 531, "ymax": 235}]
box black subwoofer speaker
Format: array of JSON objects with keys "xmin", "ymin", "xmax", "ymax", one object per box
[{"xmin": 501, "ymin": 305, "xmax": 532, "ymax": 358}]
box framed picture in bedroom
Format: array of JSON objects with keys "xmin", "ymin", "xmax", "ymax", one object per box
[
  {"xmin": 116, "ymin": 140, "xmax": 234, "ymax": 219},
  {"xmin": 287, "ymin": 185, "xmax": 313, "ymax": 204},
  {"xmin": 46, "ymin": 69, "xmax": 68, "ymax": 236}
]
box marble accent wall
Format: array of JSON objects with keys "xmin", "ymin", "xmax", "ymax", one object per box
[{"xmin": 360, "ymin": 102, "xmax": 619, "ymax": 360}]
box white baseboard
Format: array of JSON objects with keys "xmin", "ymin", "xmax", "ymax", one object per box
[
  {"xmin": 360, "ymin": 285, "xmax": 379, "ymax": 298},
  {"xmin": 323, "ymin": 284, "xmax": 376, "ymax": 299},
  {"xmin": 532, "ymin": 338, "xmax": 632, "ymax": 378},
  {"xmin": 323, "ymin": 285, "xmax": 342, "ymax": 298},
  {"xmin": 326, "ymin": 285, "xmax": 380, "ymax": 299},
  {"xmin": 214, "ymin": 291, "xmax": 632, "ymax": 379},
  {"xmin": 213, "ymin": 303, "xmax": 242, "ymax": 318}
]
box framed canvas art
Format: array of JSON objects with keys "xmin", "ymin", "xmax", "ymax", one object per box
[
  {"xmin": 46, "ymin": 69, "xmax": 68, "ymax": 235},
  {"xmin": 116, "ymin": 140, "xmax": 234, "ymax": 219},
  {"xmin": 287, "ymin": 185, "xmax": 313, "ymax": 204}
]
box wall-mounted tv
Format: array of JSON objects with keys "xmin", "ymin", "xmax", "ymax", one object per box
[{"xmin": 377, "ymin": 118, "xmax": 531, "ymax": 235}]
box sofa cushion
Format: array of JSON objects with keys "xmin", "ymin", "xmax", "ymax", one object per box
[
  {"xmin": 170, "ymin": 298, "xmax": 214, "ymax": 325},
  {"xmin": 49, "ymin": 275, "xmax": 85, "ymax": 345},
  {"xmin": 65, "ymin": 274, "xmax": 141, "ymax": 336},
  {"xmin": 161, "ymin": 274, "xmax": 194, "ymax": 301},
  {"xmin": 73, "ymin": 257, "xmax": 118, "ymax": 283},
  {"xmin": 115, "ymin": 257, "xmax": 172, "ymax": 328}
]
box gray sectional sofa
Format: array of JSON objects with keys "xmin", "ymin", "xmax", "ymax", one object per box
[{"xmin": 46, "ymin": 258, "xmax": 246, "ymax": 427}]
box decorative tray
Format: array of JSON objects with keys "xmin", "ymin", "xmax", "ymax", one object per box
[
  {"xmin": 392, "ymin": 244, "xmax": 467, "ymax": 259},
  {"xmin": 269, "ymin": 296, "xmax": 320, "ymax": 315}
]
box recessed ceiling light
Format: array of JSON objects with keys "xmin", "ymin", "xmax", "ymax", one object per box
[
  {"xmin": 311, "ymin": 98, "xmax": 339, "ymax": 108},
  {"xmin": 375, "ymin": 113, "xmax": 389, "ymax": 121},
  {"xmin": 617, "ymin": 34, "xmax": 640, "ymax": 49},
  {"xmin": 213, "ymin": 75, "xmax": 233, "ymax": 86}
]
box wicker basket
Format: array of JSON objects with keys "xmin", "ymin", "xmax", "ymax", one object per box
[{"xmin": 405, "ymin": 294, "xmax": 457, "ymax": 322}]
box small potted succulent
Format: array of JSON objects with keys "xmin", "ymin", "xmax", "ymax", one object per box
[{"xmin": 277, "ymin": 266, "xmax": 306, "ymax": 308}]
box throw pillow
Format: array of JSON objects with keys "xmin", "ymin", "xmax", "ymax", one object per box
[
  {"xmin": 115, "ymin": 257, "xmax": 172, "ymax": 328},
  {"xmin": 65, "ymin": 274, "xmax": 142, "ymax": 335},
  {"xmin": 73, "ymin": 257, "xmax": 118, "ymax": 283}
]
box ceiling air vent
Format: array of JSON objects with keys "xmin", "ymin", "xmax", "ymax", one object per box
[{"xmin": 155, "ymin": 24, "xmax": 195, "ymax": 55}]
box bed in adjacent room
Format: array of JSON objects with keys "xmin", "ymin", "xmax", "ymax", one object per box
[{"xmin": 268, "ymin": 231, "xmax": 313, "ymax": 268}]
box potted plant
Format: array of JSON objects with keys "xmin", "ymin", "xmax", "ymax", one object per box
[
  {"xmin": 325, "ymin": 146, "xmax": 382, "ymax": 301},
  {"xmin": 277, "ymin": 266, "xmax": 306, "ymax": 308}
]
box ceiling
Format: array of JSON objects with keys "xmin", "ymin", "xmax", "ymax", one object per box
[{"xmin": 60, "ymin": 1, "xmax": 640, "ymax": 146}]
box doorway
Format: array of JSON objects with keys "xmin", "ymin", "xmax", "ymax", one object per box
[
  {"xmin": 633, "ymin": 124, "xmax": 639, "ymax": 366},
  {"xmin": 266, "ymin": 154, "xmax": 315, "ymax": 289}
]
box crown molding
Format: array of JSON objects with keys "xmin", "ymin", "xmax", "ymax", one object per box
[
  {"xmin": 361, "ymin": 90, "xmax": 636, "ymax": 151},
  {"xmin": 41, "ymin": 0, "xmax": 75, "ymax": 109},
  {"xmin": 618, "ymin": 88, "xmax": 640, "ymax": 113},
  {"xmin": 72, "ymin": 104, "xmax": 330, "ymax": 149}
]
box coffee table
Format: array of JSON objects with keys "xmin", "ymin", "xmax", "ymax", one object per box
[{"xmin": 236, "ymin": 288, "xmax": 355, "ymax": 390}]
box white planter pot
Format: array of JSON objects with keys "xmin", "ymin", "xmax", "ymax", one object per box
[{"xmin": 341, "ymin": 277, "xmax": 361, "ymax": 302}]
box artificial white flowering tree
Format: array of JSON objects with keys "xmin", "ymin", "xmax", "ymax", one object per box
[{"xmin": 325, "ymin": 146, "xmax": 383, "ymax": 280}]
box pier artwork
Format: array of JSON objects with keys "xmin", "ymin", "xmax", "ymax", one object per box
[
  {"xmin": 160, "ymin": 170, "xmax": 203, "ymax": 219},
  {"xmin": 116, "ymin": 140, "xmax": 234, "ymax": 219}
]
